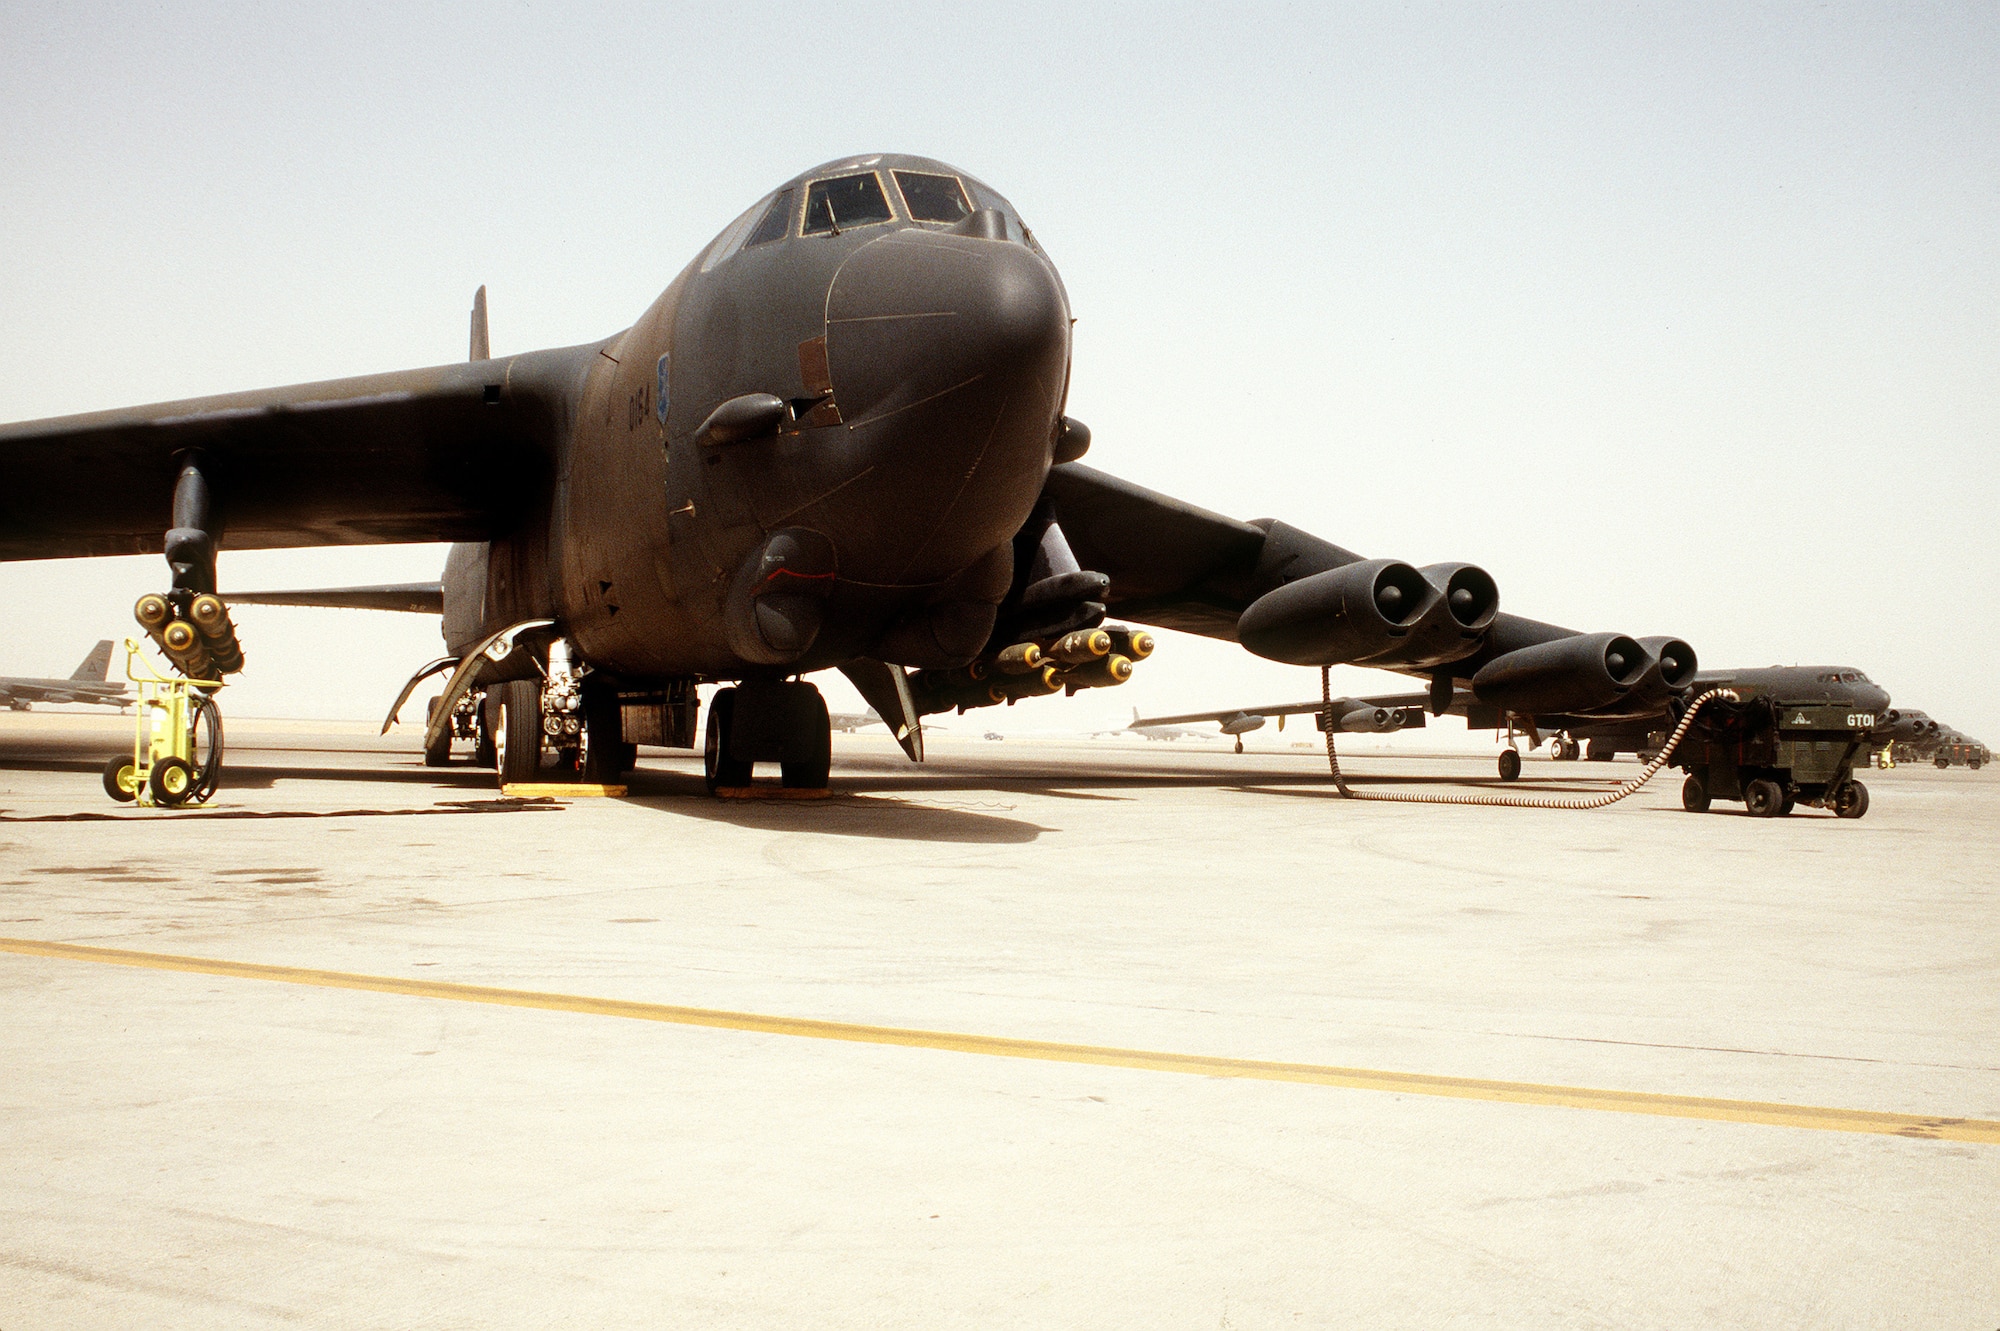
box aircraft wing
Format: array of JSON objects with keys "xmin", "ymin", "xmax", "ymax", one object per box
[
  {"xmin": 0, "ymin": 348, "xmax": 592, "ymax": 562},
  {"xmin": 1134, "ymin": 692, "xmax": 1434, "ymax": 729},
  {"xmin": 1041, "ymin": 463, "xmax": 1287, "ymax": 638}
]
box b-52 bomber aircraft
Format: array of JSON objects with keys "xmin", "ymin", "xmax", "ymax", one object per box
[
  {"xmin": 0, "ymin": 154, "xmax": 1701, "ymax": 796},
  {"xmin": 0, "ymin": 640, "xmax": 129, "ymax": 712}
]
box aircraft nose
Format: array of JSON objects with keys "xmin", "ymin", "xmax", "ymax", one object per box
[{"xmin": 821, "ymin": 228, "xmax": 1070, "ymax": 581}]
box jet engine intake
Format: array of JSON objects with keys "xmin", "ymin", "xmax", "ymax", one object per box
[
  {"xmin": 1237, "ymin": 559, "xmax": 1435, "ymax": 666},
  {"xmin": 1316, "ymin": 699, "xmax": 1403, "ymax": 734},
  {"xmin": 1361, "ymin": 562, "xmax": 1499, "ymax": 670},
  {"xmin": 1470, "ymin": 632, "xmax": 1648, "ymax": 715}
]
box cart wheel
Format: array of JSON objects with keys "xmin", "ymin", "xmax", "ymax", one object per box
[
  {"xmin": 102, "ymin": 755, "xmax": 139, "ymax": 803},
  {"xmin": 1744, "ymin": 778, "xmax": 1783, "ymax": 818},
  {"xmin": 149, "ymin": 756, "xmax": 194, "ymax": 806},
  {"xmin": 1681, "ymin": 773, "xmax": 1710, "ymax": 812},
  {"xmin": 1834, "ymin": 780, "xmax": 1870, "ymax": 819},
  {"xmin": 1497, "ymin": 749, "xmax": 1522, "ymax": 781},
  {"xmin": 1777, "ymin": 789, "xmax": 1796, "ymax": 816}
]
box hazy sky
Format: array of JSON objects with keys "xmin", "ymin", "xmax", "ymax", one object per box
[{"xmin": 3, "ymin": 3, "xmax": 1994, "ymax": 743}]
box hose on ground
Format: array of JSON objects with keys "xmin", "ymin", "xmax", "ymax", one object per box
[{"xmin": 1320, "ymin": 666, "xmax": 1737, "ymax": 809}]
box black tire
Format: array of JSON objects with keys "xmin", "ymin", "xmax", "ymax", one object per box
[
  {"xmin": 780, "ymin": 688, "xmax": 832, "ymax": 790},
  {"xmin": 1935, "ymin": 756, "xmax": 1950, "ymax": 769},
  {"xmin": 581, "ymin": 684, "xmax": 626, "ymax": 784},
  {"xmin": 149, "ymin": 755, "xmax": 194, "ymax": 806},
  {"xmin": 1970, "ymin": 759, "xmax": 1983, "ymax": 771},
  {"xmin": 1777, "ymin": 789, "xmax": 1796, "ymax": 816},
  {"xmin": 1744, "ymin": 778, "xmax": 1783, "ymax": 818},
  {"xmin": 1497, "ymin": 749, "xmax": 1521, "ymax": 781},
  {"xmin": 493, "ymin": 678, "xmax": 543, "ymax": 786},
  {"xmin": 187, "ymin": 692, "xmax": 224, "ymax": 804},
  {"xmin": 103, "ymin": 754, "xmax": 138, "ymax": 803},
  {"xmin": 1835, "ymin": 780, "xmax": 1870, "ymax": 819},
  {"xmin": 704, "ymin": 687, "xmax": 753, "ymax": 792},
  {"xmin": 1681, "ymin": 773, "xmax": 1710, "ymax": 813},
  {"xmin": 423, "ymin": 696, "xmax": 452, "ymax": 767},
  {"xmin": 473, "ymin": 693, "xmax": 496, "ymax": 768}
]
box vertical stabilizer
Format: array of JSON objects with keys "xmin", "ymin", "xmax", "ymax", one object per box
[
  {"xmin": 470, "ymin": 286, "xmax": 490, "ymax": 362},
  {"xmin": 71, "ymin": 639, "xmax": 114, "ymax": 681}
]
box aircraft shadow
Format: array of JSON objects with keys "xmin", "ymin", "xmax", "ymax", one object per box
[{"xmin": 616, "ymin": 768, "xmax": 1049, "ymax": 845}]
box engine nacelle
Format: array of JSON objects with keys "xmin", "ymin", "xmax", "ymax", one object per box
[
  {"xmin": 1471, "ymin": 631, "xmax": 1648, "ymax": 715},
  {"xmin": 1319, "ymin": 698, "xmax": 1403, "ymax": 733},
  {"xmin": 1363, "ymin": 562, "xmax": 1499, "ymax": 670},
  {"xmin": 1237, "ymin": 559, "xmax": 1435, "ymax": 666},
  {"xmin": 1612, "ymin": 635, "xmax": 1698, "ymax": 711}
]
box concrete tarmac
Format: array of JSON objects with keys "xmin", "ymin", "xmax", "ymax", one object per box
[{"xmin": 1, "ymin": 713, "xmax": 1995, "ymax": 1328}]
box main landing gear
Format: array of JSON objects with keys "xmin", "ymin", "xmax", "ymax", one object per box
[{"xmin": 703, "ymin": 680, "xmax": 832, "ymax": 795}]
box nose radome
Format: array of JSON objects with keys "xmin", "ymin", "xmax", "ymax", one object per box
[
  {"xmin": 818, "ymin": 227, "xmax": 1072, "ymax": 584},
  {"xmin": 825, "ymin": 228, "xmax": 1070, "ymax": 424}
]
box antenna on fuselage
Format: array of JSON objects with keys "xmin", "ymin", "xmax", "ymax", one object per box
[{"xmin": 469, "ymin": 285, "xmax": 490, "ymax": 362}]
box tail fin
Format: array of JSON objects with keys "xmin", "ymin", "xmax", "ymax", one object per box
[
  {"xmin": 1132, "ymin": 706, "xmax": 1140, "ymax": 723},
  {"xmin": 470, "ymin": 286, "xmax": 490, "ymax": 362},
  {"xmin": 71, "ymin": 640, "xmax": 114, "ymax": 681}
]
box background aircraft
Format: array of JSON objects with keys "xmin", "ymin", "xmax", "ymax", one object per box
[
  {"xmin": 1, "ymin": 154, "xmax": 1702, "ymax": 798},
  {"xmin": 0, "ymin": 641, "xmax": 129, "ymax": 712},
  {"xmin": 1167, "ymin": 662, "xmax": 1888, "ymax": 815}
]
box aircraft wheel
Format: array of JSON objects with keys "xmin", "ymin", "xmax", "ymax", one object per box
[
  {"xmin": 473, "ymin": 696, "xmax": 495, "ymax": 768},
  {"xmin": 1497, "ymin": 749, "xmax": 1522, "ymax": 781},
  {"xmin": 780, "ymin": 687, "xmax": 832, "ymax": 790},
  {"xmin": 149, "ymin": 756, "xmax": 194, "ymax": 807},
  {"xmin": 581, "ymin": 683, "xmax": 625, "ymax": 784},
  {"xmin": 1234, "ymin": 737, "xmax": 1244, "ymax": 754},
  {"xmin": 103, "ymin": 754, "xmax": 139, "ymax": 803},
  {"xmin": 492, "ymin": 678, "xmax": 543, "ymax": 786},
  {"xmin": 423, "ymin": 696, "xmax": 452, "ymax": 767},
  {"xmin": 1834, "ymin": 780, "xmax": 1870, "ymax": 819},
  {"xmin": 704, "ymin": 687, "xmax": 753, "ymax": 793},
  {"xmin": 1680, "ymin": 773, "xmax": 1710, "ymax": 812},
  {"xmin": 1743, "ymin": 778, "xmax": 1783, "ymax": 818}
]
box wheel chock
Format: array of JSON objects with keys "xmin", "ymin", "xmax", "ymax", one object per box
[{"xmin": 499, "ymin": 783, "xmax": 627, "ymax": 799}]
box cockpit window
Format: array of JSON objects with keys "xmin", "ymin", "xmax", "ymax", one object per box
[
  {"xmin": 803, "ymin": 172, "xmax": 893, "ymax": 236},
  {"xmin": 894, "ymin": 170, "xmax": 971, "ymax": 223},
  {"xmin": 744, "ymin": 188, "xmax": 794, "ymax": 248}
]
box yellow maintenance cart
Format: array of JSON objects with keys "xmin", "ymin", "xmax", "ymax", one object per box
[{"xmin": 102, "ymin": 638, "xmax": 223, "ymax": 807}]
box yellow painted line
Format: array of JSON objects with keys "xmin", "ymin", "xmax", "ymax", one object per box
[
  {"xmin": 5, "ymin": 936, "xmax": 1994, "ymax": 1143},
  {"xmin": 498, "ymin": 783, "xmax": 626, "ymax": 798}
]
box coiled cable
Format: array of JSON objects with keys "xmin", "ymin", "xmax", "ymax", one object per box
[{"xmin": 1320, "ymin": 666, "xmax": 1737, "ymax": 809}]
